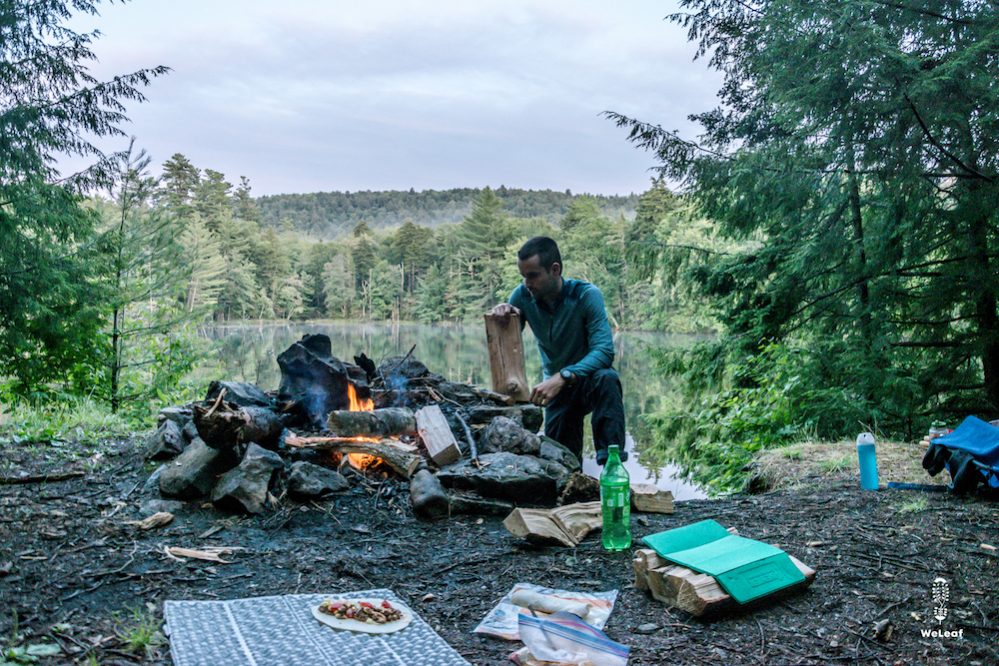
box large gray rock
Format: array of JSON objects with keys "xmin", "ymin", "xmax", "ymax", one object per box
[
  {"xmin": 409, "ymin": 469, "xmax": 449, "ymax": 520},
  {"xmin": 539, "ymin": 436, "xmax": 581, "ymax": 473},
  {"xmin": 211, "ymin": 443, "xmax": 284, "ymax": 514},
  {"xmin": 287, "ymin": 462, "xmax": 349, "ymax": 499},
  {"xmin": 158, "ymin": 406, "xmax": 193, "ymax": 428},
  {"xmin": 144, "ymin": 420, "xmax": 186, "ymax": 460},
  {"xmin": 436, "ymin": 452, "xmax": 567, "ymax": 505},
  {"xmin": 478, "ymin": 417, "xmax": 541, "ymax": 456},
  {"xmin": 159, "ymin": 437, "xmax": 225, "ymax": 499},
  {"xmin": 277, "ymin": 334, "xmax": 353, "ymax": 428},
  {"xmin": 206, "ymin": 381, "xmax": 273, "ymax": 408},
  {"xmin": 465, "ymin": 405, "xmax": 544, "ymax": 433}
]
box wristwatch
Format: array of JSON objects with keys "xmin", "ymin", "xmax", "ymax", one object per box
[{"xmin": 559, "ymin": 369, "xmax": 575, "ymax": 385}]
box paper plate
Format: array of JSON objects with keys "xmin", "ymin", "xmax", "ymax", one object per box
[{"xmin": 312, "ymin": 598, "xmax": 413, "ymax": 634}]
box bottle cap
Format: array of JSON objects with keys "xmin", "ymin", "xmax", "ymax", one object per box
[{"xmin": 856, "ymin": 432, "xmax": 875, "ymax": 446}]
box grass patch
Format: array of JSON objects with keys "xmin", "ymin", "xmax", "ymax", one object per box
[
  {"xmin": 782, "ymin": 446, "xmax": 804, "ymax": 461},
  {"xmin": 819, "ymin": 455, "xmax": 852, "ymax": 472},
  {"xmin": 114, "ymin": 607, "xmax": 163, "ymax": 655},
  {"xmin": 896, "ymin": 496, "xmax": 929, "ymax": 514},
  {"xmin": 0, "ymin": 396, "xmax": 136, "ymax": 446},
  {"xmin": 751, "ymin": 440, "xmax": 946, "ymax": 492}
]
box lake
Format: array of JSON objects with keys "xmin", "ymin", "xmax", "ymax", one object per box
[{"xmin": 200, "ymin": 321, "xmax": 706, "ymax": 500}]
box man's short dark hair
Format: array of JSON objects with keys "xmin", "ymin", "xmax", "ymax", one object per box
[{"xmin": 518, "ymin": 236, "xmax": 562, "ymax": 271}]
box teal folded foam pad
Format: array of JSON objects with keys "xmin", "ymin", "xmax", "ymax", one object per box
[{"xmin": 642, "ymin": 519, "xmax": 806, "ymax": 604}]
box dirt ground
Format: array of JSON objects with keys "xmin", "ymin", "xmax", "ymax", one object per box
[
  {"xmin": 749, "ymin": 440, "xmax": 947, "ymax": 493},
  {"xmin": 1, "ymin": 438, "xmax": 997, "ymax": 666}
]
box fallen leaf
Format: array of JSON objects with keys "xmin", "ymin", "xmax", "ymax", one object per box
[
  {"xmin": 422, "ymin": 593, "xmax": 436, "ymax": 602},
  {"xmin": 352, "ymin": 524, "xmax": 371, "ymax": 534},
  {"xmin": 126, "ymin": 512, "xmax": 174, "ymax": 530},
  {"xmin": 164, "ymin": 546, "xmax": 242, "ymax": 563},
  {"xmin": 806, "ymin": 540, "xmax": 825, "ymax": 548}
]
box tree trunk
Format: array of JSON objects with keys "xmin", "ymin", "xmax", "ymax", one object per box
[{"xmin": 967, "ymin": 197, "xmax": 999, "ymax": 409}]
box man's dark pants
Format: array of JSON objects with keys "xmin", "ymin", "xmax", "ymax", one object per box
[{"xmin": 544, "ymin": 368, "xmax": 626, "ymax": 464}]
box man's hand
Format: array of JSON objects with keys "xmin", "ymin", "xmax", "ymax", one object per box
[
  {"xmin": 489, "ymin": 303, "xmax": 521, "ymax": 318},
  {"xmin": 530, "ymin": 374, "xmax": 566, "ymax": 407}
]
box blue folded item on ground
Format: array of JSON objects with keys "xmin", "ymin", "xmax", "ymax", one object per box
[{"xmin": 922, "ymin": 415, "xmax": 999, "ymax": 493}]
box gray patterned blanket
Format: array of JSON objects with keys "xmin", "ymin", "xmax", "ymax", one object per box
[{"xmin": 164, "ymin": 590, "xmax": 470, "ymax": 666}]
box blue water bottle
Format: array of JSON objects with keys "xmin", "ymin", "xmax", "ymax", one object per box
[{"xmin": 856, "ymin": 432, "xmax": 879, "ymax": 490}]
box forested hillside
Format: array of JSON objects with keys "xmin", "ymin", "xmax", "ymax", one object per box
[{"xmin": 256, "ymin": 188, "xmax": 640, "ymax": 238}]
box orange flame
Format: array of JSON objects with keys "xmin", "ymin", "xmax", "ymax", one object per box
[
  {"xmin": 345, "ymin": 383, "xmax": 379, "ymax": 469},
  {"xmin": 347, "ymin": 383, "xmax": 375, "ymax": 412}
]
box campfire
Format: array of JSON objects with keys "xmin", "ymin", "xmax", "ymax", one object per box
[{"xmin": 149, "ymin": 333, "xmax": 586, "ymax": 518}]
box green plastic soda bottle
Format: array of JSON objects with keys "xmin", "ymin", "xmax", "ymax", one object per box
[{"xmin": 600, "ymin": 445, "xmax": 631, "ymax": 551}]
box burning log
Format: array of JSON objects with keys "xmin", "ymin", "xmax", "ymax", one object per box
[
  {"xmin": 284, "ymin": 435, "xmax": 421, "ymax": 478},
  {"xmin": 484, "ymin": 311, "xmax": 531, "ymax": 402},
  {"xmin": 193, "ymin": 401, "xmax": 283, "ymax": 453},
  {"xmin": 326, "ymin": 407, "xmax": 417, "ymax": 438}
]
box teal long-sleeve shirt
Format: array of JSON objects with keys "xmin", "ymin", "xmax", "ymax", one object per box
[{"xmin": 509, "ymin": 278, "xmax": 615, "ymax": 380}]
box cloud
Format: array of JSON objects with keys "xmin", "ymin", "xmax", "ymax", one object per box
[{"xmin": 62, "ymin": 0, "xmax": 721, "ymax": 195}]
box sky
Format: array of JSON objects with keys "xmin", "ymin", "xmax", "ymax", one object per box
[{"xmin": 67, "ymin": 1, "xmax": 722, "ymax": 197}]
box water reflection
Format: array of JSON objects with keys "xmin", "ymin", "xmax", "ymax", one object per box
[{"xmin": 199, "ymin": 320, "xmax": 706, "ymax": 499}]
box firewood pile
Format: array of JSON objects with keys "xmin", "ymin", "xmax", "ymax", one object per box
[{"xmin": 145, "ymin": 334, "xmax": 593, "ymax": 517}]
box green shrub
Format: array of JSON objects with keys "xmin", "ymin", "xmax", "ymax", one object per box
[{"xmin": 644, "ymin": 339, "xmax": 870, "ymax": 493}]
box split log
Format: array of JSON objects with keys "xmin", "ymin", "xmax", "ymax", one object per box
[
  {"xmin": 193, "ymin": 401, "xmax": 283, "ymax": 452},
  {"xmin": 632, "ymin": 549, "xmax": 668, "ymax": 593},
  {"xmin": 630, "ymin": 484, "xmax": 675, "ymax": 514},
  {"xmin": 415, "ymin": 405, "xmax": 461, "ymax": 465},
  {"xmin": 502, "ymin": 501, "xmax": 602, "ymax": 547},
  {"xmin": 326, "ymin": 407, "xmax": 416, "ymax": 438},
  {"xmin": 551, "ymin": 502, "xmax": 602, "ymax": 543},
  {"xmin": 633, "ymin": 547, "xmax": 816, "ymax": 616},
  {"xmin": 504, "ymin": 508, "xmax": 576, "ymax": 547},
  {"xmin": 284, "ymin": 435, "xmax": 420, "ymax": 478},
  {"xmin": 484, "ymin": 312, "xmax": 531, "ymax": 402}
]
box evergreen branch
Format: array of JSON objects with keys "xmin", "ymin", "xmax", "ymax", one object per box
[
  {"xmin": 889, "ymin": 340, "xmax": 963, "ymax": 348},
  {"xmin": 903, "ymin": 93, "xmax": 995, "ymax": 183},
  {"xmin": 888, "ymin": 315, "xmax": 974, "ymax": 326},
  {"xmin": 866, "ymin": 0, "xmax": 975, "ymax": 25}
]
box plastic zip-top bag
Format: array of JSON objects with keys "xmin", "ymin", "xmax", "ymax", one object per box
[{"xmin": 512, "ymin": 611, "xmax": 629, "ymax": 666}]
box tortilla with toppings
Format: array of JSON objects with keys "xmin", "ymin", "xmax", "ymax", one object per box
[{"xmin": 312, "ymin": 597, "xmax": 413, "ymax": 634}]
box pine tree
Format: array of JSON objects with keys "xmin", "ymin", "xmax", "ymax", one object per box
[
  {"xmin": 98, "ymin": 141, "xmax": 188, "ymax": 411},
  {"xmin": 0, "ymin": 0, "xmax": 168, "ymax": 394},
  {"xmin": 158, "ymin": 153, "xmax": 199, "ymax": 218},
  {"xmin": 609, "ymin": 0, "xmax": 999, "ymax": 432}
]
